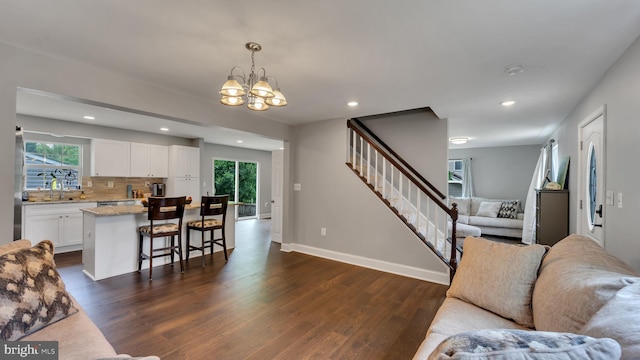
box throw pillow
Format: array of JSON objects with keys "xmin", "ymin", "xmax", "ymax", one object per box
[
  {"xmin": 447, "ymin": 237, "xmax": 546, "ymax": 328},
  {"xmin": 497, "ymin": 200, "xmax": 519, "ymax": 219},
  {"xmin": 0, "ymin": 239, "xmax": 32, "ymax": 256},
  {"xmin": 0, "ymin": 240, "xmax": 78, "ymax": 340},
  {"xmin": 475, "ymin": 202, "xmax": 502, "ymax": 218},
  {"xmin": 428, "ymin": 329, "xmax": 621, "ymax": 360}
]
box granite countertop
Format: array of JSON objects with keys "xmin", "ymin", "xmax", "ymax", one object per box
[
  {"xmin": 81, "ymin": 202, "xmax": 202, "ymax": 216},
  {"xmin": 22, "ymin": 198, "xmax": 137, "ymax": 206}
]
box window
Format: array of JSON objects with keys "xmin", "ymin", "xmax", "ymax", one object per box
[
  {"xmin": 24, "ymin": 141, "xmax": 82, "ymax": 190},
  {"xmin": 448, "ymin": 159, "xmax": 464, "ymax": 197}
]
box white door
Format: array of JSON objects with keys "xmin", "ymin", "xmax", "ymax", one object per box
[
  {"xmin": 271, "ymin": 150, "xmax": 283, "ymax": 243},
  {"xmin": 579, "ymin": 109, "xmax": 605, "ymax": 246}
]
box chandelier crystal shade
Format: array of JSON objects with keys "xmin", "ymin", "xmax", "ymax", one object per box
[{"xmin": 219, "ymin": 42, "xmax": 287, "ymax": 111}]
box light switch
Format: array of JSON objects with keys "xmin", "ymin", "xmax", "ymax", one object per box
[
  {"xmin": 294, "ymin": 183, "xmax": 301, "ymax": 191},
  {"xmin": 606, "ymin": 191, "xmax": 614, "ymax": 206}
]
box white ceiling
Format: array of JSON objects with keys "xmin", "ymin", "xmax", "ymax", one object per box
[{"xmin": 3, "ymin": 1, "xmax": 640, "ymax": 150}]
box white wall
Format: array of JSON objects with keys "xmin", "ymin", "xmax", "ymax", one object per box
[
  {"xmin": 202, "ymin": 144, "xmax": 273, "ymax": 218},
  {"xmin": 449, "ymin": 145, "xmax": 540, "ymax": 205},
  {"xmin": 291, "ymin": 117, "xmax": 449, "ymax": 281},
  {"xmin": 549, "ymin": 34, "xmax": 640, "ymax": 271},
  {"xmin": 361, "ymin": 109, "xmax": 449, "ymax": 192},
  {"xmin": 1, "ymin": 42, "xmax": 292, "ymax": 245}
]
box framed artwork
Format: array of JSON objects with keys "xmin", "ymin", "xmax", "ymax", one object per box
[{"xmin": 557, "ymin": 156, "xmax": 570, "ymax": 189}]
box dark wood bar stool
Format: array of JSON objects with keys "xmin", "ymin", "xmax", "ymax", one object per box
[
  {"xmin": 186, "ymin": 195, "xmax": 229, "ymax": 266},
  {"xmin": 138, "ymin": 196, "xmax": 186, "ymax": 281}
]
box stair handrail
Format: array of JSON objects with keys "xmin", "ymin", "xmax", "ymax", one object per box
[
  {"xmin": 347, "ymin": 119, "xmax": 459, "ymax": 275},
  {"xmin": 348, "ymin": 118, "xmax": 447, "ymax": 200}
]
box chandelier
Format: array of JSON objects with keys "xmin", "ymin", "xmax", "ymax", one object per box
[{"xmin": 219, "ymin": 42, "xmax": 287, "ymax": 111}]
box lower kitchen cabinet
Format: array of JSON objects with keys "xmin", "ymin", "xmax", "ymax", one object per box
[{"xmin": 23, "ymin": 202, "xmax": 97, "ymax": 253}]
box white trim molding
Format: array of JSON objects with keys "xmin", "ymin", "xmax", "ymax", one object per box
[{"xmin": 280, "ymin": 243, "xmax": 450, "ymax": 285}]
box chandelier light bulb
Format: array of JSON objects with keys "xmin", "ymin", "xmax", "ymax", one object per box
[{"xmin": 219, "ymin": 42, "xmax": 285, "ymax": 111}]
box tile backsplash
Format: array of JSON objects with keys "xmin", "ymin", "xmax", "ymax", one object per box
[{"xmin": 27, "ymin": 177, "xmax": 164, "ymax": 201}]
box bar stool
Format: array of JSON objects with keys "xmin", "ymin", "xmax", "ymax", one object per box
[
  {"xmin": 186, "ymin": 195, "xmax": 229, "ymax": 266},
  {"xmin": 138, "ymin": 196, "xmax": 186, "ymax": 281}
]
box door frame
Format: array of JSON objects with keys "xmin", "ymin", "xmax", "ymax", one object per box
[
  {"xmin": 213, "ymin": 157, "xmax": 260, "ymax": 220},
  {"xmin": 577, "ymin": 105, "xmax": 606, "ymax": 246}
]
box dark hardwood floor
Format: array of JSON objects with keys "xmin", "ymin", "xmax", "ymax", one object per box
[{"xmin": 55, "ymin": 219, "xmax": 448, "ymax": 360}]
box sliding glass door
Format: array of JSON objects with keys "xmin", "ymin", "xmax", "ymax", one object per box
[{"xmin": 213, "ymin": 159, "xmax": 258, "ymax": 219}]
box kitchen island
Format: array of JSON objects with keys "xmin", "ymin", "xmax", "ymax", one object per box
[{"xmin": 81, "ymin": 202, "xmax": 235, "ymax": 280}]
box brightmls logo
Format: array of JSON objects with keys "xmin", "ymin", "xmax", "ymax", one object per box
[{"xmin": 1, "ymin": 341, "xmax": 58, "ymax": 359}]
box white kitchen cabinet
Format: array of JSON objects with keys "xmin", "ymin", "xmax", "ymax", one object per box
[
  {"xmin": 168, "ymin": 145, "xmax": 200, "ymax": 178},
  {"xmin": 166, "ymin": 177, "xmax": 200, "ymax": 199},
  {"xmin": 91, "ymin": 139, "xmax": 130, "ymax": 177},
  {"xmin": 167, "ymin": 145, "xmax": 200, "ymax": 199},
  {"xmin": 23, "ymin": 202, "xmax": 97, "ymax": 253},
  {"xmin": 130, "ymin": 143, "xmax": 168, "ymax": 177}
]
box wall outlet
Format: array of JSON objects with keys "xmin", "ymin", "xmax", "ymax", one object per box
[
  {"xmin": 321, "ymin": 228, "xmax": 326, "ymax": 236},
  {"xmin": 145, "ymin": 181, "xmax": 150, "ymax": 187},
  {"xmin": 107, "ymin": 181, "xmax": 114, "ymax": 188},
  {"xmin": 87, "ymin": 181, "xmax": 92, "ymax": 187}
]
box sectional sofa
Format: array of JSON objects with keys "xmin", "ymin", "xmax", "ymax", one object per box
[
  {"xmin": 414, "ymin": 234, "xmax": 639, "ymax": 359},
  {"xmin": 450, "ymin": 196, "xmax": 524, "ymax": 238}
]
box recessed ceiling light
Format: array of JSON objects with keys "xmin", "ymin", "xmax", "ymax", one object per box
[
  {"xmin": 504, "ymin": 64, "xmax": 524, "ymax": 76},
  {"xmin": 501, "ymin": 100, "xmax": 516, "ymax": 106},
  {"xmin": 160, "ymin": 127, "xmax": 169, "ymax": 132},
  {"xmin": 236, "ymin": 140, "xmax": 243, "ymax": 143},
  {"xmin": 347, "ymin": 101, "xmax": 358, "ymax": 107},
  {"xmin": 279, "ymin": 147, "xmax": 284, "ymax": 150},
  {"xmin": 83, "ymin": 115, "xmax": 95, "ymax": 120},
  {"xmin": 449, "ymin": 137, "xmax": 469, "ymax": 145}
]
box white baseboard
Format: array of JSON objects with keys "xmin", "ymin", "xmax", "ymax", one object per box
[
  {"xmin": 259, "ymin": 213, "xmax": 271, "ymax": 219},
  {"xmin": 280, "ymin": 243, "xmax": 450, "ymax": 285}
]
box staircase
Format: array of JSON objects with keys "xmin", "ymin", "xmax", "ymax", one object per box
[{"xmin": 346, "ymin": 119, "xmax": 461, "ymax": 280}]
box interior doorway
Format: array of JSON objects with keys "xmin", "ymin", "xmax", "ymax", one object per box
[{"xmin": 213, "ymin": 159, "xmax": 258, "ymax": 220}]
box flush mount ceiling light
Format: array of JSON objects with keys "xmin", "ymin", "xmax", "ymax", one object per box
[
  {"xmin": 501, "ymin": 100, "xmax": 516, "ymax": 106},
  {"xmin": 83, "ymin": 115, "xmax": 95, "ymax": 120},
  {"xmin": 347, "ymin": 101, "xmax": 359, "ymax": 107},
  {"xmin": 219, "ymin": 42, "xmax": 287, "ymax": 111},
  {"xmin": 504, "ymin": 64, "xmax": 524, "ymax": 76},
  {"xmin": 449, "ymin": 137, "xmax": 469, "ymax": 145}
]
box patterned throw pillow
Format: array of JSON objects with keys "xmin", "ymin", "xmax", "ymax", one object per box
[
  {"xmin": 429, "ymin": 329, "xmax": 621, "ymax": 359},
  {"xmin": 0, "ymin": 240, "xmax": 78, "ymax": 340},
  {"xmin": 498, "ymin": 200, "xmax": 519, "ymax": 219}
]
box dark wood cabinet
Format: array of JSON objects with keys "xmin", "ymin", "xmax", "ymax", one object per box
[{"xmin": 536, "ymin": 190, "xmax": 569, "ymax": 246}]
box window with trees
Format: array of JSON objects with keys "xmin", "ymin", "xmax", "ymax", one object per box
[{"xmin": 24, "ymin": 141, "xmax": 82, "ymax": 190}]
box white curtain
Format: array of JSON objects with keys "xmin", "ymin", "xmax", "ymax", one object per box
[
  {"xmin": 522, "ymin": 147, "xmax": 551, "ymax": 244},
  {"xmin": 461, "ymin": 158, "xmax": 474, "ymax": 197}
]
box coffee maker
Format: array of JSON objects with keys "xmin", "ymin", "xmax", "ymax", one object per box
[{"xmin": 152, "ymin": 183, "xmax": 166, "ymax": 197}]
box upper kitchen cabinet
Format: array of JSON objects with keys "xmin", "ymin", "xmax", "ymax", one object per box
[
  {"xmin": 130, "ymin": 143, "xmax": 168, "ymax": 178},
  {"xmin": 168, "ymin": 145, "xmax": 200, "ymax": 178},
  {"xmin": 91, "ymin": 139, "xmax": 130, "ymax": 177}
]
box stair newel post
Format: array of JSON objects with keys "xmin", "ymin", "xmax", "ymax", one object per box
[{"xmin": 449, "ymin": 203, "xmax": 459, "ymax": 281}]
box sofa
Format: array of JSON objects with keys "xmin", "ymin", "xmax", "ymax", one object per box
[
  {"xmin": 450, "ymin": 197, "xmax": 524, "ymax": 238},
  {"xmin": 413, "ymin": 234, "xmax": 640, "ymax": 359},
  {"xmin": 0, "ymin": 239, "xmax": 159, "ymax": 360}
]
